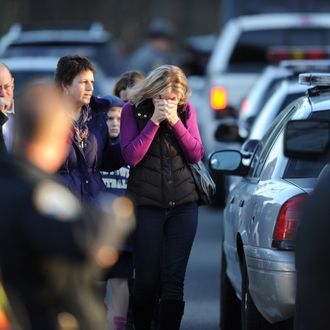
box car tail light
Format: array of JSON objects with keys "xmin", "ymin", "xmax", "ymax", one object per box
[
  {"xmin": 272, "ymin": 194, "xmax": 307, "ymax": 250},
  {"xmin": 268, "ymin": 48, "xmax": 328, "ymax": 63},
  {"xmin": 267, "ymin": 49, "xmax": 291, "ymax": 62},
  {"xmin": 210, "ymin": 86, "xmax": 227, "ymax": 110},
  {"xmin": 306, "ymin": 49, "xmax": 327, "ymax": 59}
]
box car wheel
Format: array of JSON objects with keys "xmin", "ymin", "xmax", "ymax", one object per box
[
  {"xmin": 220, "ymin": 249, "xmax": 240, "ymax": 329},
  {"xmin": 241, "ymin": 257, "xmax": 273, "ymax": 330}
]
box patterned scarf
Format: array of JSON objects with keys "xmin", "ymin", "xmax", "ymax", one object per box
[{"xmin": 73, "ymin": 105, "xmax": 91, "ymax": 149}]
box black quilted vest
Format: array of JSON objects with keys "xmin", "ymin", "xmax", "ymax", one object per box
[{"xmin": 127, "ymin": 99, "xmax": 199, "ymax": 208}]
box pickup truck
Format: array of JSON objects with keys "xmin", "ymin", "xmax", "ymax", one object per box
[{"xmin": 206, "ymin": 13, "xmax": 330, "ymax": 120}]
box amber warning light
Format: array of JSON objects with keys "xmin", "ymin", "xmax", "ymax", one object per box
[{"xmin": 210, "ymin": 86, "xmax": 228, "ymax": 110}]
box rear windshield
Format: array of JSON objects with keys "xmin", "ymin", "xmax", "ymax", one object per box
[
  {"xmin": 229, "ymin": 28, "xmax": 330, "ymax": 72},
  {"xmin": 284, "ymin": 110, "xmax": 330, "ymax": 178}
]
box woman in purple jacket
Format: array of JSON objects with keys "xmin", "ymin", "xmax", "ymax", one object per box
[
  {"xmin": 55, "ymin": 55, "xmax": 124, "ymax": 204},
  {"xmin": 120, "ymin": 65, "xmax": 204, "ymax": 330}
]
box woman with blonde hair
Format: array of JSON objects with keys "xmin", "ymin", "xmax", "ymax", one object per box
[{"xmin": 120, "ymin": 65, "xmax": 204, "ymax": 330}]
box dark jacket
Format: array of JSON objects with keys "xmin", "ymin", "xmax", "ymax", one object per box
[
  {"xmin": 127, "ymin": 100, "xmax": 199, "ymax": 208},
  {"xmin": 0, "ymin": 155, "xmax": 106, "ymax": 330},
  {"xmin": 0, "ymin": 111, "xmax": 8, "ymax": 154},
  {"xmin": 58, "ymin": 96, "xmax": 124, "ymax": 204},
  {"xmin": 295, "ymin": 171, "xmax": 330, "ymax": 330}
]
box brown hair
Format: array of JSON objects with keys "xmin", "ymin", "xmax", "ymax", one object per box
[
  {"xmin": 55, "ymin": 55, "xmax": 95, "ymax": 88},
  {"xmin": 113, "ymin": 70, "xmax": 145, "ymax": 97}
]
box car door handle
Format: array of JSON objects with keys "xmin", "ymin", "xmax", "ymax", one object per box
[
  {"xmin": 239, "ymin": 200, "xmax": 245, "ymax": 207},
  {"xmin": 230, "ymin": 196, "xmax": 235, "ymax": 204}
]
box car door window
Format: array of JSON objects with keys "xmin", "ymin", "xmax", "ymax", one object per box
[
  {"xmin": 284, "ymin": 110, "xmax": 330, "ymax": 178},
  {"xmin": 249, "ymin": 103, "xmax": 299, "ymax": 178}
]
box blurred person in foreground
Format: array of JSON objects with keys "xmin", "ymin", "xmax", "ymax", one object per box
[
  {"xmin": 127, "ymin": 18, "xmax": 178, "ymax": 75},
  {"xmin": 120, "ymin": 65, "xmax": 204, "ymax": 330},
  {"xmin": 55, "ymin": 55, "xmax": 124, "ymax": 205},
  {"xmin": 0, "ymin": 82, "xmax": 117, "ymax": 330},
  {"xmin": 113, "ymin": 70, "xmax": 145, "ymax": 102},
  {"xmin": 0, "ymin": 64, "xmax": 15, "ymax": 153},
  {"xmin": 295, "ymin": 167, "xmax": 330, "ymax": 330}
]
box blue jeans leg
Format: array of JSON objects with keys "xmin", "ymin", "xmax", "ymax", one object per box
[{"xmin": 132, "ymin": 202, "xmax": 198, "ymax": 302}]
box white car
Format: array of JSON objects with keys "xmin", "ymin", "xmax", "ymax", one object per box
[
  {"xmin": 209, "ymin": 73, "xmax": 330, "ymax": 329},
  {"xmin": 239, "ymin": 59, "xmax": 330, "ymax": 138},
  {"xmin": 0, "ymin": 56, "xmax": 113, "ymax": 96}
]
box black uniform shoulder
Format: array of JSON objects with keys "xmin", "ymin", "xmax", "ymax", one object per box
[{"xmin": 0, "ymin": 155, "xmax": 82, "ymax": 222}]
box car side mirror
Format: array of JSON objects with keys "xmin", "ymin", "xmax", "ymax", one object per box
[
  {"xmin": 284, "ymin": 119, "xmax": 330, "ymax": 160},
  {"xmin": 209, "ymin": 150, "xmax": 248, "ymax": 176}
]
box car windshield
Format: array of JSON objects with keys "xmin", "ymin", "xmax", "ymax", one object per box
[
  {"xmin": 284, "ymin": 110, "xmax": 330, "ymax": 178},
  {"xmin": 229, "ymin": 28, "xmax": 330, "ymax": 72}
]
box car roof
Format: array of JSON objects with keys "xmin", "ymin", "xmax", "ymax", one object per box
[
  {"xmin": 307, "ymin": 90, "xmax": 330, "ymax": 112},
  {"xmin": 3, "ymin": 22, "xmax": 109, "ymax": 43},
  {"xmin": 0, "ymin": 23, "xmax": 110, "ymax": 56}
]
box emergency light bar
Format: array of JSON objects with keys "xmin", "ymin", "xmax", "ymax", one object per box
[{"xmin": 299, "ymin": 73, "xmax": 330, "ymax": 86}]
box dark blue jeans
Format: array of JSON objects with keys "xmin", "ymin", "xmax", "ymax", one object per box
[{"xmin": 132, "ymin": 202, "xmax": 198, "ymax": 303}]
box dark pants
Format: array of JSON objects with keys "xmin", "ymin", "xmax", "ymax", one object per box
[{"xmin": 132, "ymin": 202, "xmax": 198, "ymax": 303}]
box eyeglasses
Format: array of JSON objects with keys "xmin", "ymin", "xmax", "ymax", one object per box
[{"xmin": 0, "ymin": 79, "xmax": 14, "ymax": 93}]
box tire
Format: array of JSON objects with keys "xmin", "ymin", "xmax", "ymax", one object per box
[
  {"xmin": 241, "ymin": 257, "xmax": 293, "ymax": 330},
  {"xmin": 241, "ymin": 257, "xmax": 273, "ymax": 330},
  {"xmin": 220, "ymin": 249, "xmax": 241, "ymax": 330}
]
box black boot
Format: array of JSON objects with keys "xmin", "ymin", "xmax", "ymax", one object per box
[
  {"xmin": 132, "ymin": 297, "xmax": 155, "ymax": 330},
  {"xmin": 158, "ymin": 299, "xmax": 185, "ymax": 330}
]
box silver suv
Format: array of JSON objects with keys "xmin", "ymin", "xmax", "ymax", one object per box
[{"xmin": 209, "ymin": 73, "xmax": 330, "ymax": 329}]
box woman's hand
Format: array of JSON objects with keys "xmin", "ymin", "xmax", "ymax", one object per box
[
  {"xmin": 0, "ymin": 97, "xmax": 11, "ymax": 113},
  {"xmin": 165, "ymin": 99, "xmax": 179, "ymax": 126},
  {"xmin": 151, "ymin": 98, "xmax": 168, "ymax": 125},
  {"xmin": 151, "ymin": 98, "xmax": 179, "ymax": 126}
]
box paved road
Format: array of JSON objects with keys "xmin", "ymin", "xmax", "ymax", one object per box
[{"xmin": 181, "ymin": 205, "xmax": 222, "ymax": 330}]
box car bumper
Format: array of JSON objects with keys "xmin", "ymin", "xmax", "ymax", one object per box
[{"xmin": 244, "ymin": 245, "xmax": 296, "ymax": 323}]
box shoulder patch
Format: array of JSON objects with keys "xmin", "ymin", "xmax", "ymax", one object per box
[{"xmin": 33, "ymin": 180, "xmax": 81, "ymax": 221}]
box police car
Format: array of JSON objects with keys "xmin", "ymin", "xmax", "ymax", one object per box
[{"xmin": 209, "ymin": 73, "xmax": 330, "ymax": 329}]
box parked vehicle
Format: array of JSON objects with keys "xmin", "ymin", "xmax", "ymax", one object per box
[
  {"xmin": 209, "ymin": 73, "xmax": 330, "ymax": 329},
  {"xmin": 239, "ymin": 59, "xmax": 330, "ymax": 138},
  {"xmin": 0, "ymin": 22, "xmax": 125, "ymax": 77},
  {"xmin": 247, "ymin": 78, "xmax": 308, "ymax": 141},
  {"xmin": 207, "ymin": 13, "xmax": 330, "ymax": 119},
  {"xmin": 0, "ymin": 56, "xmax": 111, "ymax": 96}
]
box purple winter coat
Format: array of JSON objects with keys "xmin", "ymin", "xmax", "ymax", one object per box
[{"xmin": 58, "ymin": 96, "xmax": 125, "ymax": 205}]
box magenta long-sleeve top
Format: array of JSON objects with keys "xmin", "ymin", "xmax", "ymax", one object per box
[{"xmin": 120, "ymin": 101, "xmax": 204, "ymax": 167}]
